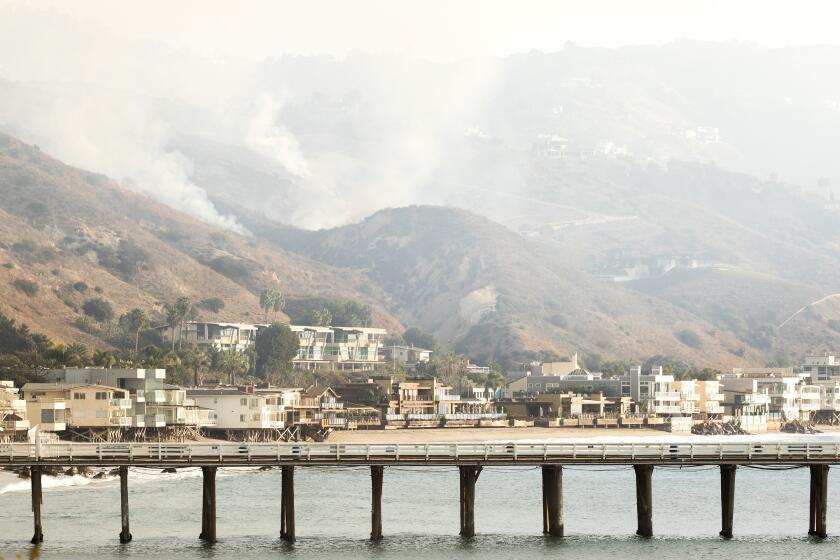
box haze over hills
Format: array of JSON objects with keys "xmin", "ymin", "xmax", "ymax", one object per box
[
  {"xmin": 3, "ymin": 25, "xmax": 840, "ymax": 369},
  {"xmin": 0, "ymin": 132, "xmax": 402, "ymax": 348}
]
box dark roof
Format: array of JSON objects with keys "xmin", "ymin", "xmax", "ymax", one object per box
[{"xmin": 302, "ymin": 385, "xmax": 337, "ymax": 398}]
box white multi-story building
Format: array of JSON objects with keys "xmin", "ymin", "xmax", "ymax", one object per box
[
  {"xmin": 187, "ymin": 388, "xmax": 290, "ymax": 430},
  {"xmin": 162, "ymin": 321, "xmax": 389, "ymax": 372},
  {"xmin": 814, "ymin": 380, "xmax": 840, "ymax": 411},
  {"xmin": 673, "ymin": 380, "xmax": 700, "ymax": 414},
  {"xmin": 803, "ymin": 355, "xmax": 840, "ymax": 382},
  {"xmin": 292, "ymin": 326, "xmax": 387, "ymax": 371},
  {"xmin": 798, "ymin": 385, "xmax": 822, "ymax": 416},
  {"xmin": 625, "ymin": 366, "xmax": 681, "ymax": 415},
  {"xmin": 0, "ymin": 381, "xmax": 29, "ymax": 440},
  {"xmin": 720, "ymin": 375, "xmax": 799, "ymax": 419},
  {"xmin": 46, "ymin": 368, "xmax": 170, "ymax": 428}
]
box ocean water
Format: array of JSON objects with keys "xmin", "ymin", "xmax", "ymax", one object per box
[{"xmin": 0, "ymin": 464, "xmax": 838, "ymax": 559}]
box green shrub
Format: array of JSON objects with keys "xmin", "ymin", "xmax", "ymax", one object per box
[
  {"xmin": 198, "ymin": 297, "xmax": 225, "ymax": 313},
  {"xmin": 675, "ymin": 329, "xmax": 703, "ymax": 349},
  {"xmin": 12, "ymin": 278, "xmax": 39, "ymax": 297},
  {"xmin": 72, "ymin": 281, "xmax": 88, "ymax": 293},
  {"xmin": 82, "ymin": 297, "xmax": 114, "ymax": 322}
]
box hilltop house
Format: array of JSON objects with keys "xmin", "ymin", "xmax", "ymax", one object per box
[{"xmin": 159, "ymin": 321, "xmax": 388, "ymax": 372}]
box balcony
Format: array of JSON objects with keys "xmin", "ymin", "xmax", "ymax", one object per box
[
  {"xmin": 742, "ymin": 394, "xmax": 771, "ymax": 405},
  {"xmin": 319, "ymin": 402, "xmax": 344, "ymax": 410},
  {"xmin": 705, "ymin": 404, "xmax": 725, "ymax": 414},
  {"xmin": 1, "ymin": 419, "xmax": 30, "ymax": 431},
  {"xmin": 653, "ymin": 405, "xmax": 682, "ymax": 415},
  {"xmin": 704, "ymin": 393, "xmax": 725, "ymax": 401},
  {"xmin": 110, "ymin": 398, "xmax": 133, "ymax": 409},
  {"xmin": 108, "ymin": 417, "xmax": 133, "ymax": 427},
  {"xmin": 136, "ymin": 390, "xmax": 165, "ymax": 403},
  {"xmin": 654, "ymin": 392, "xmax": 681, "ymax": 401}
]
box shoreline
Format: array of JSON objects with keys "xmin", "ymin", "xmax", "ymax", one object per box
[{"xmin": 326, "ymin": 426, "xmax": 840, "ymax": 443}]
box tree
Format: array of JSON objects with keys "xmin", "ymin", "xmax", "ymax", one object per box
[
  {"xmin": 485, "ymin": 370, "xmax": 506, "ymax": 389},
  {"xmin": 183, "ymin": 349, "xmax": 211, "ymax": 386},
  {"xmin": 82, "ymin": 298, "xmax": 114, "ymax": 323},
  {"xmin": 219, "ymin": 350, "xmax": 249, "ymax": 385},
  {"xmin": 260, "ymin": 289, "xmax": 285, "ymax": 323},
  {"xmin": 312, "ymin": 307, "xmax": 332, "ymax": 327},
  {"xmin": 174, "ymin": 297, "xmax": 192, "ymax": 350},
  {"xmin": 119, "ymin": 308, "xmax": 148, "ymax": 354},
  {"xmin": 92, "ymin": 349, "xmax": 117, "ymax": 368},
  {"xmin": 197, "ymin": 297, "xmax": 225, "ymax": 313},
  {"xmin": 403, "ymin": 327, "xmax": 436, "ymax": 350},
  {"xmin": 255, "ymin": 323, "xmax": 299, "ymax": 378},
  {"xmin": 164, "ymin": 297, "xmax": 191, "ymax": 351}
]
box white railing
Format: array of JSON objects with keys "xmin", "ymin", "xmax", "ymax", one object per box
[
  {"xmin": 1, "ymin": 440, "xmax": 839, "ymax": 464},
  {"xmin": 444, "ymin": 413, "xmax": 507, "ymax": 420}
]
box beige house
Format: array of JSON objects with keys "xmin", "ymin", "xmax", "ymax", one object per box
[{"xmin": 22, "ymin": 383, "xmax": 132, "ymax": 430}]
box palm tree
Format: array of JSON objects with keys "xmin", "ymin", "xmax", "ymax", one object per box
[
  {"xmin": 65, "ymin": 343, "xmax": 88, "ymax": 367},
  {"xmin": 174, "ymin": 297, "xmax": 192, "ymax": 350},
  {"xmin": 259, "ymin": 289, "xmax": 285, "ymax": 323},
  {"xmin": 219, "ymin": 350, "xmax": 249, "ymax": 385},
  {"xmin": 119, "ymin": 308, "xmax": 148, "ymax": 355},
  {"xmin": 164, "ymin": 298, "xmax": 192, "ymax": 351},
  {"xmin": 140, "ymin": 345, "xmax": 165, "ymax": 368},
  {"xmin": 92, "ymin": 349, "xmax": 117, "ymax": 368},
  {"xmin": 183, "ymin": 350, "xmax": 210, "ymax": 386},
  {"xmin": 313, "ymin": 307, "xmax": 332, "ymax": 327},
  {"xmin": 164, "ymin": 304, "xmax": 179, "ymax": 352}
]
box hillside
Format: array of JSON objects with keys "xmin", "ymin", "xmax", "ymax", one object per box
[
  {"xmin": 255, "ymin": 205, "xmax": 774, "ymax": 369},
  {"xmin": 0, "ymin": 132, "xmax": 403, "ymax": 347}
]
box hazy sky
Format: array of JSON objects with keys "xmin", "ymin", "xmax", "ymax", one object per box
[{"xmin": 7, "ymin": 0, "xmax": 840, "ymax": 62}]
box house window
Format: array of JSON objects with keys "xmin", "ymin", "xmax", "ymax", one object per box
[
  {"xmin": 96, "ymin": 410, "xmax": 107, "ymax": 419},
  {"xmin": 240, "ymin": 414, "xmax": 246, "ymax": 422},
  {"xmin": 95, "ymin": 392, "xmax": 108, "ymax": 400},
  {"xmin": 240, "ymin": 398, "xmax": 247, "ymax": 406},
  {"xmin": 73, "ymin": 392, "xmax": 85, "ymax": 400}
]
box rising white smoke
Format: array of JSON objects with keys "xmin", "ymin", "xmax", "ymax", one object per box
[{"xmin": 244, "ymin": 94, "xmax": 310, "ymax": 178}]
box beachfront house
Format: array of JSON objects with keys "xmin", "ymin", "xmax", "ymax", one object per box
[
  {"xmin": 45, "ymin": 368, "xmax": 170, "ymax": 428},
  {"xmin": 22, "ymin": 383, "xmax": 132, "ymax": 430},
  {"xmin": 0, "ymin": 380, "xmax": 29, "ymax": 441}
]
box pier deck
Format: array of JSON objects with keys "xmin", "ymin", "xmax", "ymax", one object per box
[{"xmin": 3, "ymin": 439, "xmax": 840, "ymax": 467}]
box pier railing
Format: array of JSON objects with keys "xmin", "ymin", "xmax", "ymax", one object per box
[{"xmin": 2, "ymin": 440, "xmax": 839, "ymax": 466}]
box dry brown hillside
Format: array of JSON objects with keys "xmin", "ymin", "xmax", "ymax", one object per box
[{"xmin": 0, "ymin": 132, "xmax": 403, "ymax": 346}]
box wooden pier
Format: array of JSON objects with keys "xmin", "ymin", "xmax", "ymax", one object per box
[{"xmin": 2, "ymin": 439, "xmax": 835, "ymax": 544}]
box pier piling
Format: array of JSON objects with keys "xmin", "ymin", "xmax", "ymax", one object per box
[
  {"xmin": 542, "ymin": 465, "xmax": 564, "ymax": 537},
  {"xmin": 30, "ymin": 466, "xmax": 43, "ymax": 544},
  {"xmin": 119, "ymin": 465, "xmax": 132, "ymax": 543},
  {"xmin": 281, "ymin": 465, "xmax": 296, "ymax": 542},
  {"xmin": 199, "ymin": 466, "xmax": 217, "ymax": 543},
  {"xmin": 719, "ymin": 464, "xmax": 736, "ymax": 538},
  {"xmin": 633, "ymin": 465, "xmax": 653, "ymax": 538},
  {"xmin": 809, "ymin": 464, "xmax": 828, "ymax": 538},
  {"xmin": 459, "ymin": 465, "xmax": 482, "ymax": 538},
  {"xmin": 370, "ymin": 465, "xmax": 384, "ymax": 541},
  {"xmin": 541, "ymin": 466, "xmax": 549, "ymax": 534}
]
